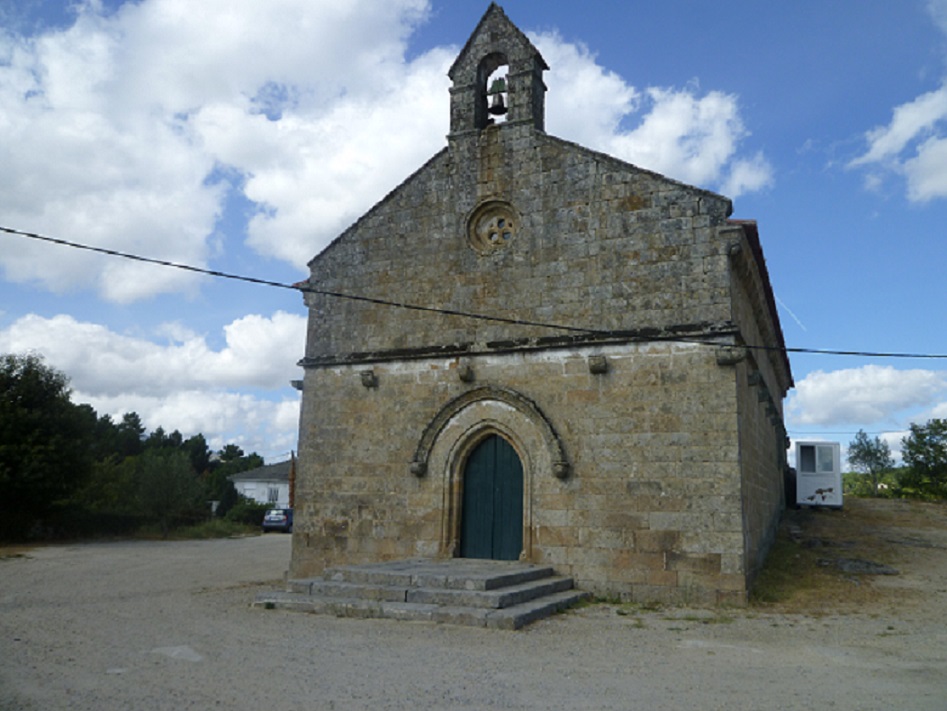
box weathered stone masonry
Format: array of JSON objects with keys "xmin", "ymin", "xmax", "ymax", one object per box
[{"xmin": 292, "ymin": 3, "xmax": 793, "ymax": 604}]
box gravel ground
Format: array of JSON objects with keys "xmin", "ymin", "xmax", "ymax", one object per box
[{"xmin": 1, "ymin": 531, "xmax": 946, "ymax": 710}]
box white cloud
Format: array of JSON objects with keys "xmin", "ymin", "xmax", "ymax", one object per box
[
  {"xmin": 0, "ymin": 310, "xmax": 305, "ymax": 457},
  {"xmin": 0, "ymin": 6, "xmax": 223, "ymax": 302},
  {"xmin": 720, "ymin": 152, "xmax": 775, "ymax": 198},
  {"xmin": 848, "ymin": 2, "xmax": 947, "ymax": 201},
  {"xmin": 536, "ymin": 32, "xmax": 771, "ymax": 198},
  {"xmin": 787, "ymin": 365, "xmax": 947, "ymax": 426},
  {"xmin": 903, "ymin": 134, "xmax": 947, "ymax": 200},
  {"xmin": 82, "ymin": 390, "xmax": 299, "ymax": 461},
  {"xmin": 0, "ymin": 311, "xmax": 305, "ymax": 394},
  {"xmin": 533, "ymin": 32, "xmax": 640, "ymax": 148},
  {"xmin": 609, "ymin": 86, "xmax": 745, "ymax": 186},
  {"xmin": 0, "ymin": 1, "xmax": 772, "ymax": 302},
  {"xmin": 78, "ymin": 390, "xmax": 301, "ymax": 459},
  {"xmin": 849, "ymin": 85, "xmax": 947, "ymax": 167},
  {"xmin": 0, "ymin": 0, "xmax": 436, "ymax": 299},
  {"xmin": 199, "ymin": 46, "xmax": 456, "ymax": 267},
  {"xmin": 928, "ymin": 0, "xmax": 947, "ymax": 38}
]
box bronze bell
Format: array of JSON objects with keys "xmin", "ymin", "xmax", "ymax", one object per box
[
  {"xmin": 487, "ymin": 77, "xmax": 508, "ymax": 116},
  {"xmin": 488, "ymin": 93, "xmax": 506, "ymax": 115}
]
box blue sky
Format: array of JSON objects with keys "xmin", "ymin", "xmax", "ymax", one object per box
[{"xmin": 1, "ymin": 0, "xmax": 946, "ymax": 464}]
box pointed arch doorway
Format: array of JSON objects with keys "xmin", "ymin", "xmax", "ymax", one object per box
[{"xmin": 460, "ymin": 434, "xmax": 524, "ymax": 561}]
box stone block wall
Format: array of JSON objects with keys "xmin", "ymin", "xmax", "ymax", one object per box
[
  {"xmin": 292, "ymin": 340, "xmax": 751, "ymax": 604},
  {"xmin": 734, "ymin": 353, "xmax": 787, "ymax": 587},
  {"xmin": 724, "ymin": 223, "xmax": 792, "ymax": 585},
  {"xmin": 304, "ymin": 125, "xmax": 735, "ymax": 365}
]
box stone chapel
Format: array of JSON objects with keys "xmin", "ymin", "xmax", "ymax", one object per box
[{"xmin": 291, "ymin": 3, "xmax": 793, "ymax": 604}]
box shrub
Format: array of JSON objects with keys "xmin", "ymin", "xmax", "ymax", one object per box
[{"xmin": 224, "ymin": 496, "xmax": 269, "ymax": 526}]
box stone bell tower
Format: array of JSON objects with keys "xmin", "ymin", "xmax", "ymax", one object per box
[{"xmin": 447, "ymin": 3, "xmax": 548, "ymax": 136}]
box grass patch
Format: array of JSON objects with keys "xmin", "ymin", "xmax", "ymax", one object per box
[
  {"xmin": 672, "ymin": 614, "xmax": 734, "ymax": 625},
  {"xmin": 136, "ymin": 519, "xmax": 261, "ymax": 540},
  {"xmin": 749, "ymin": 497, "xmax": 943, "ymax": 614},
  {"xmin": 614, "ymin": 608, "xmax": 646, "ymax": 627},
  {"xmin": 660, "ymin": 611, "xmax": 734, "ymax": 625},
  {"xmin": 750, "ymin": 535, "xmax": 825, "ymax": 606}
]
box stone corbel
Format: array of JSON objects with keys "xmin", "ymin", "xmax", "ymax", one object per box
[
  {"xmin": 588, "ymin": 355, "xmax": 608, "ymax": 374},
  {"xmin": 553, "ymin": 460, "xmax": 571, "ymax": 480},
  {"xmin": 715, "ymin": 346, "xmax": 747, "ymax": 366},
  {"xmin": 457, "ymin": 362, "xmax": 475, "ymax": 383}
]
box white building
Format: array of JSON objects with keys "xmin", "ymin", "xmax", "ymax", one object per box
[{"xmin": 228, "ymin": 460, "xmax": 292, "ymax": 508}]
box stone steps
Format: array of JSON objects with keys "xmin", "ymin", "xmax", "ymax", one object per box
[{"xmin": 254, "ymin": 558, "xmax": 590, "ymax": 630}]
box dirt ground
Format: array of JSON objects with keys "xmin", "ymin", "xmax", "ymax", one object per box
[{"xmin": 1, "ymin": 498, "xmax": 946, "ymax": 710}]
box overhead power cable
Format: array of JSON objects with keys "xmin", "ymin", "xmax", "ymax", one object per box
[
  {"xmin": 0, "ymin": 225, "xmax": 605, "ymax": 335},
  {"xmin": 3, "ymin": 224, "xmax": 947, "ymax": 360}
]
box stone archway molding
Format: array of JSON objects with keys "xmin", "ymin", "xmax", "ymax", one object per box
[
  {"xmin": 410, "ymin": 385, "xmax": 569, "ymax": 480},
  {"xmin": 413, "ymin": 386, "xmax": 569, "ymax": 559}
]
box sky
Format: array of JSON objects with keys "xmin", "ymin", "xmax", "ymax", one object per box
[{"xmin": 1, "ymin": 0, "xmax": 946, "ymax": 465}]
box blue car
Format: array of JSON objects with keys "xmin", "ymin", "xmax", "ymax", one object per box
[{"xmin": 262, "ymin": 508, "xmax": 293, "ymax": 533}]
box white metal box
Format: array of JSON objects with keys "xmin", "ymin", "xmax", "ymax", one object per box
[{"xmin": 795, "ymin": 441, "xmax": 843, "ymax": 508}]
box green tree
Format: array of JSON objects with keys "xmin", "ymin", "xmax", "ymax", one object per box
[
  {"xmin": 0, "ymin": 353, "xmax": 94, "ymax": 539},
  {"xmin": 78, "ymin": 455, "xmax": 140, "ymax": 515},
  {"xmin": 900, "ymin": 419, "xmax": 947, "ymax": 499},
  {"xmin": 203, "ymin": 445, "xmax": 264, "ymax": 516},
  {"xmin": 116, "ymin": 412, "xmax": 146, "ymax": 458},
  {"xmin": 144, "ymin": 426, "xmax": 183, "ymax": 451},
  {"xmin": 218, "ymin": 443, "xmax": 246, "ymax": 462},
  {"xmin": 182, "ymin": 433, "xmax": 211, "ymax": 474},
  {"xmin": 847, "ymin": 429, "xmax": 894, "ymax": 497},
  {"xmin": 136, "ymin": 449, "xmax": 205, "ymax": 537}
]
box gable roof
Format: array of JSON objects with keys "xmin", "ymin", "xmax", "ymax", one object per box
[
  {"xmin": 307, "ymin": 131, "xmax": 730, "ymax": 270},
  {"xmin": 728, "ymin": 219, "xmax": 793, "ymax": 387},
  {"xmin": 227, "ymin": 460, "xmax": 291, "ymax": 484}
]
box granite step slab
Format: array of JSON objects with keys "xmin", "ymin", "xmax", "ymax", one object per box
[
  {"xmin": 288, "ymin": 574, "xmax": 575, "ymax": 609},
  {"xmin": 257, "ymin": 558, "xmax": 588, "ymax": 629},
  {"xmin": 405, "ymin": 575, "xmax": 575, "ymax": 608},
  {"xmin": 320, "ymin": 559, "xmax": 557, "ymax": 591},
  {"xmin": 253, "ymin": 588, "xmax": 591, "ymax": 630}
]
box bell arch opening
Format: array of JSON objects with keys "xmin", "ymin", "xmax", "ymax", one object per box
[{"xmin": 477, "ymin": 52, "xmax": 509, "ymax": 129}]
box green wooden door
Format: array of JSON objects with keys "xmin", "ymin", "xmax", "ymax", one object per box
[{"xmin": 460, "ymin": 435, "xmax": 523, "ymax": 561}]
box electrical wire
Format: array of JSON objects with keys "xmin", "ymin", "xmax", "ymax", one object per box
[
  {"xmin": 0, "ymin": 225, "xmax": 602, "ymax": 336},
  {"xmin": 4, "ymin": 224, "xmax": 947, "ymax": 360}
]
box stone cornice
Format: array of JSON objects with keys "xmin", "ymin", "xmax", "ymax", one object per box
[{"xmin": 298, "ymin": 321, "xmax": 741, "ymax": 368}]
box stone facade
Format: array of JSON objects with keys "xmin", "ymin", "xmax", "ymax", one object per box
[{"xmin": 291, "ymin": 3, "xmax": 793, "ymax": 604}]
